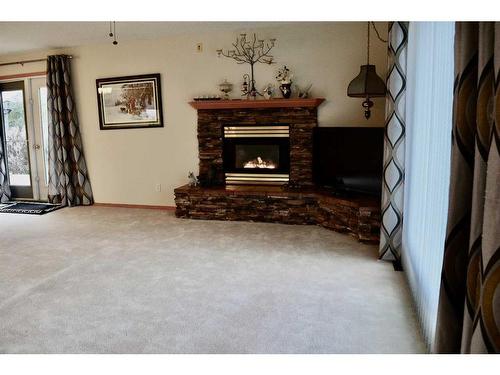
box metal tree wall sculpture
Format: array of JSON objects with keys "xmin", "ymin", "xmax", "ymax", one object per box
[{"xmin": 217, "ymin": 34, "xmax": 276, "ymax": 99}]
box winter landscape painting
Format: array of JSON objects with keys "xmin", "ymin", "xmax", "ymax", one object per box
[{"xmin": 96, "ymin": 74, "xmax": 163, "ymax": 129}]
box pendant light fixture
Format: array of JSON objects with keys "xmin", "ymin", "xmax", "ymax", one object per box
[
  {"xmin": 108, "ymin": 21, "xmax": 118, "ymax": 45},
  {"xmin": 347, "ymin": 22, "xmax": 387, "ymax": 119}
]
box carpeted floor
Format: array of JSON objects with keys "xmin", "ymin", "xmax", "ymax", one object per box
[{"xmin": 0, "ymin": 206, "xmax": 425, "ymax": 353}]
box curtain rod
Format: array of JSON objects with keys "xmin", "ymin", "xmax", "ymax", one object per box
[{"xmin": 0, "ymin": 55, "xmax": 73, "ymax": 67}]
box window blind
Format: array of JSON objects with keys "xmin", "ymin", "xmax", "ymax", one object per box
[{"xmin": 402, "ymin": 21, "xmax": 455, "ymax": 351}]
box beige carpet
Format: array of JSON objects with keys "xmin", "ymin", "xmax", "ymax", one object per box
[{"xmin": 0, "ymin": 206, "xmax": 425, "ymax": 353}]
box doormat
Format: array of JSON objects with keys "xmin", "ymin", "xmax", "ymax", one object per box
[{"xmin": 0, "ymin": 201, "xmax": 63, "ymax": 215}]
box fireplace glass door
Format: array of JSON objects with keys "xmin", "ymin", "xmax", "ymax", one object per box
[
  {"xmin": 235, "ymin": 144, "xmax": 280, "ymax": 170},
  {"xmin": 223, "ymin": 125, "xmax": 290, "ymax": 185}
]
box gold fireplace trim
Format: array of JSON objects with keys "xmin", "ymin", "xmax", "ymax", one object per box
[
  {"xmin": 224, "ymin": 126, "xmax": 289, "ymax": 138},
  {"xmin": 225, "ymin": 173, "xmax": 289, "ymax": 185}
]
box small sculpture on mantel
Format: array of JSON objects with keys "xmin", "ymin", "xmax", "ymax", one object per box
[
  {"xmin": 188, "ymin": 172, "xmax": 199, "ymax": 187},
  {"xmin": 262, "ymin": 84, "xmax": 275, "ymax": 99},
  {"xmin": 241, "ymin": 74, "xmax": 251, "ymax": 98},
  {"xmin": 296, "ymin": 84, "xmax": 312, "ymax": 99}
]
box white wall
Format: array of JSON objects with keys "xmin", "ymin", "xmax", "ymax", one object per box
[{"xmin": 0, "ymin": 22, "xmax": 388, "ymax": 206}]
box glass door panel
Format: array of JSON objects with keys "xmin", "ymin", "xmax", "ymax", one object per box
[
  {"xmin": 29, "ymin": 77, "xmax": 49, "ymax": 200},
  {"xmin": 0, "ymin": 81, "xmax": 33, "ymax": 199},
  {"xmin": 39, "ymin": 87, "xmax": 49, "ymax": 185}
]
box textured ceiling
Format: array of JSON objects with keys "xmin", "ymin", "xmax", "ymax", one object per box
[{"xmin": 0, "ymin": 21, "xmax": 297, "ymax": 56}]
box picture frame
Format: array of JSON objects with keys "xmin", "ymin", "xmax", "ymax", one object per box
[{"xmin": 96, "ymin": 73, "xmax": 163, "ymax": 130}]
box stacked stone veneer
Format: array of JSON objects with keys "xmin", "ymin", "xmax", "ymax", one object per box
[
  {"xmin": 174, "ymin": 185, "xmax": 381, "ymax": 243},
  {"xmin": 197, "ymin": 107, "xmax": 317, "ymax": 186},
  {"xmin": 177, "ymin": 103, "xmax": 382, "ymax": 244}
]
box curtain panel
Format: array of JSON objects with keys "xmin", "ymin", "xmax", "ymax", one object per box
[
  {"xmin": 435, "ymin": 22, "xmax": 500, "ymax": 354},
  {"xmin": 379, "ymin": 22, "xmax": 409, "ymax": 262},
  {"xmin": 47, "ymin": 55, "xmax": 93, "ymax": 206},
  {"xmin": 0, "ymin": 123, "xmax": 11, "ymax": 203}
]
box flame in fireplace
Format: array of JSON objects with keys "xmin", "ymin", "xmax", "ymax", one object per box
[{"xmin": 244, "ymin": 156, "xmax": 277, "ymax": 169}]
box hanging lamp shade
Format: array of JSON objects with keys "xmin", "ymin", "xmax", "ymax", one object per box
[
  {"xmin": 347, "ymin": 22, "xmax": 388, "ymax": 119},
  {"xmin": 347, "ymin": 64, "xmax": 386, "ymax": 98}
]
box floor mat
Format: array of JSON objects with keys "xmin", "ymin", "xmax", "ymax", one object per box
[{"xmin": 0, "ymin": 201, "xmax": 63, "ymax": 215}]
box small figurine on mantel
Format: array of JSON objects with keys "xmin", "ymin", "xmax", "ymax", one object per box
[
  {"xmin": 241, "ymin": 74, "xmax": 259, "ymax": 99},
  {"xmin": 276, "ymin": 65, "xmax": 293, "ymax": 99},
  {"xmin": 262, "ymin": 84, "xmax": 275, "ymax": 99},
  {"xmin": 188, "ymin": 172, "xmax": 199, "ymax": 187},
  {"xmin": 296, "ymin": 84, "xmax": 312, "ymax": 99}
]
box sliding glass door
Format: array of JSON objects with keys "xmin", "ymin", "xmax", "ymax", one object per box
[
  {"xmin": 0, "ymin": 81, "xmax": 33, "ymax": 199},
  {"xmin": 0, "ymin": 77, "xmax": 49, "ymax": 201},
  {"xmin": 29, "ymin": 77, "xmax": 50, "ymax": 200}
]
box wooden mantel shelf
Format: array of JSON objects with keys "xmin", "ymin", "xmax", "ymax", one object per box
[{"xmin": 189, "ymin": 98, "xmax": 325, "ymax": 110}]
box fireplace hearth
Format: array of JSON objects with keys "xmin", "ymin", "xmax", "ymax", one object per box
[
  {"xmin": 223, "ymin": 125, "xmax": 290, "ymax": 185},
  {"xmin": 175, "ymin": 99, "xmax": 381, "ymax": 243}
]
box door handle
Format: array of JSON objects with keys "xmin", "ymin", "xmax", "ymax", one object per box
[{"xmin": 34, "ymin": 144, "xmax": 41, "ymax": 150}]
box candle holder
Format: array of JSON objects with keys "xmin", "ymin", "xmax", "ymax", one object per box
[{"xmin": 217, "ymin": 33, "xmax": 276, "ymax": 99}]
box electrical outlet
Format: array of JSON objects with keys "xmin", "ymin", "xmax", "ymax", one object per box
[
  {"xmin": 196, "ymin": 43, "xmax": 203, "ymax": 53},
  {"xmin": 155, "ymin": 183, "xmax": 161, "ymax": 192}
]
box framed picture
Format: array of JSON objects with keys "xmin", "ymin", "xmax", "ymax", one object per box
[{"xmin": 96, "ymin": 73, "xmax": 163, "ymax": 130}]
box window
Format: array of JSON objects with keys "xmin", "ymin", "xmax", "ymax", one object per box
[
  {"xmin": 1, "ymin": 87, "xmax": 31, "ymax": 187},
  {"xmin": 402, "ymin": 22, "xmax": 455, "ymax": 350}
]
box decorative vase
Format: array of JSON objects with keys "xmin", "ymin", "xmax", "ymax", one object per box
[
  {"xmin": 219, "ymin": 79, "xmax": 233, "ymax": 100},
  {"xmin": 279, "ymin": 83, "xmax": 292, "ymax": 99}
]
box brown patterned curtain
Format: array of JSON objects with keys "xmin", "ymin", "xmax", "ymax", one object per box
[
  {"xmin": 47, "ymin": 55, "xmax": 93, "ymax": 206},
  {"xmin": 434, "ymin": 22, "xmax": 500, "ymax": 353}
]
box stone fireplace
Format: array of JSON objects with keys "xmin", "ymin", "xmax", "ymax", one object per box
[
  {"xmin": 174, "ymin": 98, "xmax": 381, "ymax": 243},
  {"xmin": 195, "ymin": 99, "xmax": 323, "ymax": 187}
]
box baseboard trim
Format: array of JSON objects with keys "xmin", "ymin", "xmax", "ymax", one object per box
[{"xmin": 94, "ymin": 202, "xmax": 176, "ymax": 211}]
